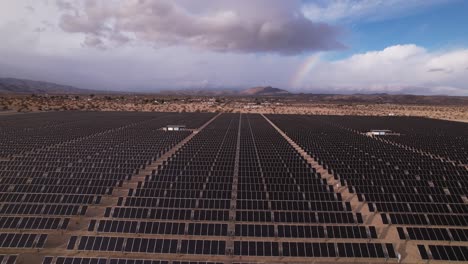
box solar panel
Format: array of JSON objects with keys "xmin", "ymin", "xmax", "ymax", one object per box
[{"xmin": 1, "ymin": 112, "xmax": 466, "ymax": 263}]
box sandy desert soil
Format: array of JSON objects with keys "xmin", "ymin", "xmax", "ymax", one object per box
[{"xmin": 1, "ymin": 94, "xmax": 467, "ymax": 122}]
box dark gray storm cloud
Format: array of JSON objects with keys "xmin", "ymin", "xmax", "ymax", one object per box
[{"xmin": 57, "ymin": 0, "xmax": 344, "ymax": 54}]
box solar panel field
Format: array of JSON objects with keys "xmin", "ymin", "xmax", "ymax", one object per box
[{"xmin": 0, "ymin": 112, "xmax": 467, "ymax": 264}]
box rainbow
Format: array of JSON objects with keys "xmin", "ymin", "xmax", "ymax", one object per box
[{"xmin": 290, "ymin": 53, "xmax": 321, "ymax": 88}]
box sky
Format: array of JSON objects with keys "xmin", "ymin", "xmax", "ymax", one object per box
[{"xmin": 1, "ymin": 0, "xmax": 468, "ymax": 95}]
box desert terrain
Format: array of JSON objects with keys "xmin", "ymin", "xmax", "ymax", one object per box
[{"xmin": 0, "ymin": 94, "xmax": 467, "ymax": 122}]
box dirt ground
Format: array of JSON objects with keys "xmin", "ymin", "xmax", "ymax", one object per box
[{"xmin": 1, "ymin": 95, "xmax": 467, "ymax": 122}]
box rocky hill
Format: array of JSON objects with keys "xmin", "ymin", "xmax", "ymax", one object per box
[
  {"xmin": 239, "ymin": 86, "xmax": 290, "ymax": 96},
  {"xmin": 0, "ymin": 78, "xmax": 97, "ymax": 94}
]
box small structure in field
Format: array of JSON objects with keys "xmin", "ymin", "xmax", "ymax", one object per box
[
  {"xmin": 366, "ymin": 129, "xmax": 393, "ymax": 136},
  {"xmin": 163, "ymin": 125, "xmax": 186, "ymax": 131}
]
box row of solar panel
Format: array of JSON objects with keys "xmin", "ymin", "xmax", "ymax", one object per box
[
  {"xmin": 121, "ymin": 198, "xmax": 228, "ymax": 209},
  {"xmin": 155, "ymin": 170, "xmax": 233, "ymax": 177},
  {"xmin": 236, "ymin": 183, "xmax": 334, "ymax": 193},
  {"xmin": 381, "ymin": 213, "xmax": 468, "ymax": 226},
  {"xmin": 90, "ymin": 221, "xmax": 226, "ymax": 236},
  {"xmin": 237, "ymin": 191, "xmax": 340, "ymax": 201},
  {"xmin": 0, "ymin": 233, "xmax": 47, "ymax": 248},
  {"xmin": 44, "ymin": 257, "xmax": 225, "ymax": 264},
  {"xmin": 0, "ymin": 216, "xmax": 69, "ymax": 230},
  {"xmin": 107, "ymin": 208, "xmax": 227, "ymax": 221},
  {"xmin": 237, "ymin": 200, "xmax": 349, "ymax": 211},
  {"xmin": 7, "ymin": 185, "xmax": 111, "ymax": 195},
  {"xmin": 0, "ymin": 255, "xmax": 16, "ymax": 264},
  {"xmin": 119, "ymin": 197, "xmax": 349, "ymax": 211},
  {"xmin": 345, "ymin": 178, "xmax": 467, "ymax": 189},
  {"xmin": 351, "ymin": 185, "xmax": 450, "ymax": 195},
  {"xmin": 0, "ymin": 193, "xmax": 101, "ymax": 204},
  {"xmin": 143, "ymin": 175, "xmax": 234, "ymax": 183},
  {"xmin": 237, "ymin": 174, "xmax": 323, "ymax": 180},
  {"xmin": 0, "ymin": 204, "xmax": 86, "ymax": 216},
  {"xmin": 132, "ymin": 182, "xmax": 336, "ymax": 191},
  {"xmin": 341, "ymin": 173, "xmax": 462, "ymax": 182},
  {"xmin": 40, "ymin": 172, "xmax": 131, "ymax": 179},
  {"xmin": 131, "ymin": 189, "xmax": 232, "ymax": 199},
  {"xmin": 130, "ymin": 188, "xmax": 336, "ymax": 199},
  {"xmin": 88, "ymin": 219, "xmax": 377, "ymax": 239},
  {"xmin": 398, "ymin": 227, "xmax": 468, "ymax": 241},
  {"xmin": 68, "ymin": 235, "xmax": 396, "ymax": 259},
  {"xmin": 71, "ymin": 236, "xmax": 180, "ymax": 254},
  {"xmin": 2, "ymin": 167, "xmax": 136, "ymax": 174},
  {"xmin": 272, "ymin": 211, "xmax": 361, "ymax": 224},
  {"xmin": 357, "ymin": 193, "xmax": 464, "ymax": 204},
  {"xmin": 27, "ymin": 179, "xmax": 124, "ymax": 187},
  {"xmin": 108, "ymin": 207, "xmax": 362, "ymax": 223},
  {"xmin": 369, "ymin": 202, "xmax": 468, "ymax": 214},
  {"xmin": 336, "ymin": 167, "xmax": 460, "ymax": 175},
  {"xmin": 8, "ymin": 159, "xmax": 151, "ymax": 166},
  {"xmin": 132, "ymin": 183, "xmax": 233, "ymax": 191},
  {"xmin": 419, "ymin": 244, "xmax": 468, "ymax": 261},
  {"xmin": 132, "ymin": 184, "xmax": 334, "ymax": 193},
  {"xmin": 236, "ymin": 224, "xmax": 377, "ymax": 239},
  {"xmin": 236, "ymin": 242, "xmax": 396, "ymax": 258}
]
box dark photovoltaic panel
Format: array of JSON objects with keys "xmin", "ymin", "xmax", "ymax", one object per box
[
  {"xmin": 1, "ymin": 112, "xmax": 466, "ymax": 263},
  {"xmin": 267, "ymin": 114, "xmax": 468, "ymax": 263},
  {"xmin": 54, "ymin": 257, "xmax": 107, "ymax": 264},
  {"xmin": 0, "ymin": 233, "xmax": 47, "ymax": 248},
  {"xmin": 0, "ymin": 255, "xmax": 17, "ymax": 264},
  {"xmin": 427, "ymin": 245, "xmax": 468, "ymax": 261},
  {"xmin": 46, "ymin": 258, "xmax": 225, "ymax": 264}
]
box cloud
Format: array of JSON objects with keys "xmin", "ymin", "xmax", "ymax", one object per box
[
  {"xmin": 294, "ymin": 44, "xmax": 468, "ymax": 95},
  {"xmin": 55, "ymin": 0, "xmax": 75, "ymax": 11},
  {"xmin": 0, "ymin": 2, "xmax": 467, "ymax": 95},
  {"xmin": 56, "ymin": 0, "xmax": 344, "ymax": 54},
  {"xmin": 25, "ymin": 5, "xmax": 35, "ymax": 12},
  {"xmin": 82, "ymin": 35, "xmax": 106, "ymax": 49},
  {"xmin": 302, "ymin": 0, "xmax": 450, "ymax": 23},
  {"xmin": 0, "ymin": 39, "xmax": 303, "ymax": 92},
  {"xmin": 33, "ymin": 27, "xmax": 46, "ymax": 33},
  {"xmin": 427, "ymin": 68, "xmax": 446, "ymax": 72},
  {"xmin": 427, "ymin": 67, "xmax": 453, "ymax": 74}
]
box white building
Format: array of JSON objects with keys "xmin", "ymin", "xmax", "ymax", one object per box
[
  {"xmin": 163, "ymin": 125, "xmax": 186, "ymax": 131},
  {"xmin": 367, "ymin": 129, "xmax": 393, "ymax": 136}
]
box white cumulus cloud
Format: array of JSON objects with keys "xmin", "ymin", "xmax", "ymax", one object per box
[{"xmin": 295, "ymin": 44, "xmax": 468, "ymax": 95}]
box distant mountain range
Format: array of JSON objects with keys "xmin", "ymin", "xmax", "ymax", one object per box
[
  {"xmin": 0, "ymin": 78, "xmax": 289, "ymax": 97},
  {"xmin": 159, "ymin": 86, "xmax": 290, "ymax": 96},
  {"xmin": 0, "ymin": 78, "xmax": 97, "ymax": 94},
  {"xmin": 1, "ymin": 77, "xmax": 466, "ymax": 105}
]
